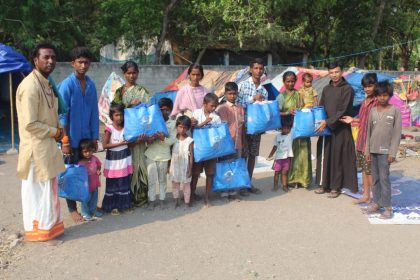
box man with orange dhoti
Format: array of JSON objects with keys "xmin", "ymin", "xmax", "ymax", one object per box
[{"xmin": 16, "ymin": 42, "xmax": 66, "ymax": 242}]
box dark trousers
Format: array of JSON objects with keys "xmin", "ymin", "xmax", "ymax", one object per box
[
  {"xmin": 64, "ymin": 150, "xmax": 79, "ymax": 212},
  {"xmin": 371, "ymin": 153, "xmax": 391, "ymax": 208}
]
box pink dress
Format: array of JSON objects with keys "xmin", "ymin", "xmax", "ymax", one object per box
[
  {"xmin": 171, "ymin": 84, "xmax": 208, "ymax": 117},
  {"xmin": 78, "ymin": 155, "xmax": 102, "ymax": 192}
]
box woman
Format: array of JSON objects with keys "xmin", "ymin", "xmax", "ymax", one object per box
[
  {"xmin": 277, "ymin": 71, "xmax": 312, "ymax": 188},
  {"xmin": 112, "ymin": 61, "xmax": 150, "ymax": 207}
]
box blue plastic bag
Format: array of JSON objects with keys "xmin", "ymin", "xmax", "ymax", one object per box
[
  {"xmin": 293, "ymin": 106, "xmax": 331, "ymax": 139},
  {"xmin": 123, "ymin": 104, "xmax": 169, "ymax": 141},
  {"xmin": 212, "ymin": 157, "xmax": 251, "ymax": 191},
  {"xmin": 193, "ymin": 123, "xmax": 236, "ymax": 162},
  {"xmin": 246, "ymin": 100, "xmax": 281, "ymax": 134},
  {"xmin": 58, "ymin": 165, "xmax": 89, "ymax": 203}
]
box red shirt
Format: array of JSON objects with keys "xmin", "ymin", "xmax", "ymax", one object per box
[
  {"xmin": 356, "ymin": 97, "xmax": 377, "ymax": 152},
  {"xmin": 78, "ymin": 155, "xmax": 102, "ymax": 192}
]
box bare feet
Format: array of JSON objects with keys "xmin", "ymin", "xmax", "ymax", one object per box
[
  {"xmin": 353, "ymin": 197, "xmax": 371, "ymax": 204},
  {"xmin": 147, "ymin": 202, "xmax": 155, "ymax": 211},
  {"xmin": 272, "ymin": 185, "xmax": 279, "ymax": 192},
  {"xmin": 158, "ymin": 200, "xmax": 166, "ymax": 210},
  {"xmin": 174, "ymin": 198, "xmax": 180, "ymax": 209},
  {"xmin": 204, "ymin": 200, "xmax": 212, "ymax": 208},
  {"xmin": 282, "ymin": 185, "xmax": 289, "ymax": 192},
  {"xmin": 69, "ymin": 211, "xmax": 83, "ymax": 223}
]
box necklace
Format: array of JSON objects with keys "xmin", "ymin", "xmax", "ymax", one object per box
[{"xmin": 34, "ymin": 71, "xmax": 54, "ymax": 109}]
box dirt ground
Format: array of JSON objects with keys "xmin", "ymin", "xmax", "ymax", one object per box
[{"xmin": 1, "ymin": 133, "xmax": 420, "ymax": 280}]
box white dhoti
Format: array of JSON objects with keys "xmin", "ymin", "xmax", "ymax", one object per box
[{"xmin": 21, "ymin": 163, "xmax": 64, "ymax": 241}]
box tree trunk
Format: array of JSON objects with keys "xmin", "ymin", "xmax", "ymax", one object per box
[
  {"xmin": 195, "ymin": 48, "xmax": 207, "ymax": 64},
  {"xmin": 154, "ymin": 0, "xmax": 178, "ymax": 64},
  {"xmin": 358, "ymin": 0, "xmax": 386, "ymax": 68}
]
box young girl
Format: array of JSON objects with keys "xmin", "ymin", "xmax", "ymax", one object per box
[
  {"xmin": 78, "ymin": 139, "xmax": 102, "ymax": 221},
  {"xmin": 169, "ymin": 116, "xmax": 194, "ymax": 208},
  {"xmin": 277, "ymin": 71, "xmax": 312, "ymax": 189},
  {"xmin": 267, "ymin": 123, "xmax": 294, "ymax": 192},
  {"xmin": 102, "ymin": 104, "xmax": 133, "ymax": 215},
  {"xmin": 171, "ymin": 64, "xmax": 208, "ymax": 118},
  {"xmin": 299, "ymin": 73, "xmax": 318, "ymax": 108}
]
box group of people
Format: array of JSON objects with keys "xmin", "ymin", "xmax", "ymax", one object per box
[{"xmin": 15, "ymin": 42, "xmax": 401, "ymax": 243}]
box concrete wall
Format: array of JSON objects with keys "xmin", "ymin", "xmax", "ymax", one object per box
[{"xmin": 51, "ymin": 63, "xmax": 288, "ymax": 94}]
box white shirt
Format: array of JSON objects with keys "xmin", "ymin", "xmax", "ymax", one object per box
[
  {"xmin": 192, "ymin": 108, "xmax": 221, "ymax": 125},
  {"xmin": 273, "ymin": 132, "xmax": 293, "ymax": 160}
]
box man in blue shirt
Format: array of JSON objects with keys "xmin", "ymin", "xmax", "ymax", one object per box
[{"xmin": 59, "ymin": 47, "xmax": 99, "ymax": 222}]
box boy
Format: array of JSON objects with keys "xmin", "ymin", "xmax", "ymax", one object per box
[
  {"xmin": 217, "ymin": 82, "xmax": 245, "ymax": 200},
  {"xmin": 59, "ymin": 47, "xmax": 99, "ymax": 222},
  {"xmin": 238, "ymin": 58, "xmax": 268, "ymax": 195},
  {"xmin": 145, "ymin": 98, "xmax": 177, "ymax": 210},
  {"xmin": 191, "ymin": 93, "xmax": 221, "ymax": 206},
  {"xmin": 365, "ymin": 81, "xmax": 401, "ymax": 219},
  {"xmin": 299, "ymin": 73, "xmax": 318, "ymax": 108},
  {"xmin": 340, "ymin": 73, "xmax": 378, "ymax": 204}
]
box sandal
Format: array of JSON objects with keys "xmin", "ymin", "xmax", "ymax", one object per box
[
  {"xmin": 111, "ymin": 209, "xmax": 120, "ymax": 216},
  {"xmin": 363, "ymin": 203, "xmax": 380, "ymax": 214},
  {"xmin": 379, "ymin": 207, "xmax": 393, "ymax": 219},
  {"xmin": 314, "ymin": 187, "xmax": 325, "ymax": 194},
  {"xmin": 327, "ymin": 190, "xmax": 340, "ymax": 198}
]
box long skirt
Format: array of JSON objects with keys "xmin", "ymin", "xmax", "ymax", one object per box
[
  {"xmin": 130, "ymin": 143, "xmax": 148, "ymax": 206},
  {"xmin": 288, "ymin": 138, "xmax": 312, "ymax": 187},
  {"xmin": 102, "ymin": 176, "xmax": 131, "ymax": 211},
  {"xmin": 21, "ymin": 163, "xmax": 64, "ymax": 242}
]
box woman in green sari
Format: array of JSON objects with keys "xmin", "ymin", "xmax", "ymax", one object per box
[
  {"xmin": 112, "ymin": 61, "xmax": 150, "ymax": 207},
  {"xmin": 277, "ymin": 71, "xmax": 312, "ymax": 188}
]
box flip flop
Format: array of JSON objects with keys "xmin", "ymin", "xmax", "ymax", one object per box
[
  {"xmin": 327, "ymin": 190, "xmax": 340, "ymax": 198},
  {"xmin": 314, "ymin": 187, "xmax": 325, "ymax": 194}
]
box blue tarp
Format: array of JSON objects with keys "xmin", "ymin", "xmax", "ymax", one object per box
[
  {"xmin": 0, "ymin": 44, "xmax": 32, "ymax": 74},
  {"xmin": 346, "ymin": 72, "xmax": 396, "ymax": 107}
]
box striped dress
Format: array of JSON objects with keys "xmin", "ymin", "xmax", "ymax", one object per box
[{"xmin": 102, "ymin": 125, "xmax": 133, "ymax": 211}]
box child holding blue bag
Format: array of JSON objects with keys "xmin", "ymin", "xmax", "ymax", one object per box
[
  {"xmin": 78, "ymin": 139, "xmax": 103, "ymax": 221},
  {"xmin": 102, "ymin": 104, "xmax": 133, "ymax": 215},
  {"xmin": 191, "ymin": 93, "xmax": 221, "ymax": 207}
]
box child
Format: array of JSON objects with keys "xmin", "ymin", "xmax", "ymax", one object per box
[
  {"xmin": 267, "ymin": 123, "xmax": 294, "ymax": 192},
  {"xmin": 169, "ymin": 116, "xmax": 194, "ymax": 208},
  {"xmin": 340, "ymin": 73, "xmax": 378, "ymax": 204},
  {"xmin": 365, "ymin": 81, "xmax": 402, "ymax": 219},
  {"xmin": 145, "ymin": 98, "xmax": 177, "ymax": 210},
  {"xmin": 191, "ymin": 93, "xmax": 221, "ymax": 207},
  {"xmin": 298, "ymin": 73, "xmax": 318, "ymax": 108},
  {"xmin": 102, "ymin": 104, "xmax": 133, "ymax": 215},
  {"xmin": 171, "ymin": 63, "xmax": 208, "ymax": 118},
  {"xmin": 216, "ymin": 82, "xmax": 245, "ymax": 200},
  {"xmin": 78, "ymin": 139, "xmax": 102, "ymax": 221}
]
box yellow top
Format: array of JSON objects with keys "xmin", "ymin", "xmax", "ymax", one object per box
[{"xmin": 298, "ymin": 86, "xmax": 318, "ymax": 108}]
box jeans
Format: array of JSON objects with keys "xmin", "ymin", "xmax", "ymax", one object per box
[
  {"xmin": 371, "ymin": 153, "xmax": 391, "ymax": 207},
  {"xmin": 81, "ymin": 189, "xmax": 99, "ymax": 217}
]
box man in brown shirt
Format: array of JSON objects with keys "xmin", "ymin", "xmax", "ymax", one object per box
[{"xmin": 16, "ymin": 42, "xmax": 66, "ymax": 242}]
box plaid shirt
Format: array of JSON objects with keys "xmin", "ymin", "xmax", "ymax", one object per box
[{"xmin": 237, "ymin": 77, "xmax": 268, "ymax": 107}]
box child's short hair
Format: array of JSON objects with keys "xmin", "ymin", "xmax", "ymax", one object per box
[
  {"xmin": 327, "ymin": 61, "xmax": 343, "ymax": 70},
  {"xmin": 158, "ymin": 97, "xmax": 173, "ymax": 110},
  {"xmin": 249, "ymin": 58, "xmax": 265, "ymax": 68},
  {"xmin": 283, "ymin": 71, "xmax": 297, "ymax": 82},
  {"xmin": 361, "ymin": 73, "xmax": 378, "ymax": 87},
  {"xmin": 79, "ymin": 139, "xmax": 95, "ymax": 154},
  {"xmin": 121, "ymin": 61, "xmax": 139, "ymax": 73},
  {"xmin": 224, "ymin": 82, "xmax": 238, "ymax": 92},
  {"xmin": 188, "ymin": 63, "xmax": 204, "ymax": 77},
  {"xmin": 71, "ymin": 47, "xmax": 93, "ymax": 61},
  {"xmin": 375, "ymin": 81, "xmax": 393, "ymax": 97},
  {"xmin": 109, "ymin": 103, "xmax": 125, "ymax": 120},
  {"xmin": 302, "ymin": 73, "xmax": 313, "ymax": 81},
  {"xmin": 203, "ymin": 92, "xmax": 219, "ymax": 104},
  {"xmin": 176, "ymin": 115, "xmax": 192, "ymax": 130}
]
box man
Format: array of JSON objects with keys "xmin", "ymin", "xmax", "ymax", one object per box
[
  {"xmin": 59, "ymin": 47, "xmax": 99, "ymax": 222},
  {"xmin": 16, "ymin": 42, "xmax": 66, "ymax": 242},
  {"xmin": 314, "ymin": 61, "xmax": 358, "ymax": 198},
  {"xmin": 237, "ymin": 58, "xmax": 268, "ymax": 195}
]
